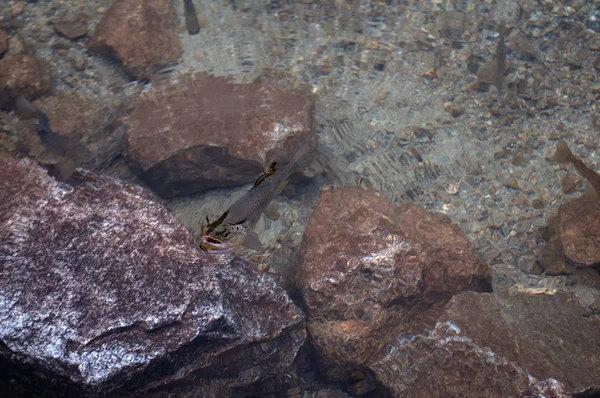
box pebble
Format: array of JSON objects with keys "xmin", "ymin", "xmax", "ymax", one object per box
[{"xmin": 11, "ymin": 2, "xmax": 25, "ymax": 17}]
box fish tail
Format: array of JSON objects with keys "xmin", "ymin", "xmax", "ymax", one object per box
[
  {"xmin": 15, "ymin": 96, "xmax": 52, "ymax": 133},
  {"xmin": 553, "ymin": 139, "xmax": 574, "ymax": 163}
]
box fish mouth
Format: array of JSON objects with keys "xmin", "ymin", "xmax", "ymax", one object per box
[{"xmin": 199, "ymin": 236, "xmax": 234, "ymax": 254}]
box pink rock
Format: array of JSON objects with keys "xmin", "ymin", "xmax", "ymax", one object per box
[
  {"xmin": 0, "ymin": 158, "xmax": 305, "ymax": 396},
  {"xmin": 371, "ymin": 292, "xmax": 600, "ymax": 396},
  {"xmin": 517, "ymin": 379, "xmax": 569, "ymax": 398},
  {"xmin": 124, "ymin": 74, "xmax": 318, "ymax": 197},
  {"xmin": 296, "ymin": 186, "xmax": 491, "ymax": 378},
  {"xmin": 88, "ymin": 0, "xmax": 182, "ymax": 78}
]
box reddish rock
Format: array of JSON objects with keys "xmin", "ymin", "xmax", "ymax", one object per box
[
  {"xmin": 371, "ymin": 292, "xmax": 600, "ymax": 396},
  {"xmin": 517, "ymin": 379, "xmax": 569, "ymax": 398},
  {"xmin": 0, "ymin": 55, "xmax": 52, "ymax": 108},
  {"xmin": 0, "ymin": 158, "xmax": 305, "ymax": 396},
  {"xmin": 296, "ymin": 187, "xmax": 491, "ymax": 379},
  {"xmin": 17, "ymin": 93, "xmax": 101, "ymax": 141},
  {"xmin": 88, "ymin": 0, "xmax": 182, "ymax": 78},
  {"xmin": 547, "ymin": 195, "xmax": 600, "ymax": 266},
  {"xmin": 123, "ymin": 74, "xmax": 318, "ymax": 198},
  {"xmin": 0, "ymin": 29, "xmax": 7, "ymax": 56},
  {"xmin": 371, "ymin": 317, "xmax": 532, "ymax": 397},
  {"xmin": 436, "ymin": 292, "xmax": 600, "ymax": 391}
]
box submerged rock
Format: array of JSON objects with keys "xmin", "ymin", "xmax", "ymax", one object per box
[
  {"xmin": 0, "ymin": 29, "xmax": 7, "ymax": 56},
  {"xmin": 371, "ymin": 291, "xmax": 600, "ymax": 397},
  {"xmin": 88, "ymin": 0, "xmax": 182, "ymax": 78},
  {"xmin": 0, "ymin": 158, "xmax": 305, "ymax": 396},
  {"xmin": 124, "ymin": 74, "xmax": 318, "ymax": 198},
  {"xmin": 0, "ymin": 55, "xmax": 52, "ymax": 108},
  {"xmin": 517, "ymin": 379, "xmax": 569, "ymax": 398},
  {"xmin": 295, "ymin": 186, "xmax": 491, "ymax": 380},
  {"xmin": 547, "ymin": 195, "xmax": 600, "ymax": 266}
]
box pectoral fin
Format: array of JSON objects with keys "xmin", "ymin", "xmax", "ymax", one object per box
[
  {"xmin": 264, "ymin": 202, "xmax": 280, "ymax": 221},
  {"xmin": 243, "ymin": 231, "xmax": 265, "ymax": 251}
]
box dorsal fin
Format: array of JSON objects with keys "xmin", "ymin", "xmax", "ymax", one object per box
[
  {"xmin": 252, "ymin": 162, "xmax": 277, "ymax": 188},
  {"xmin": 204, "ymin": 210, "xmax": 229, "ymax": 235}
]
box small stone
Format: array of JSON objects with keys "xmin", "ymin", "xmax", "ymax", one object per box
[
  {"xmin": 589, "ymin": 38, "xmax": 600, "ymax": 51},
  {"xmin": 446, "ymin": 104, "xmax": 465, "ymax": 117},
  {"xmin": 52, "ymin": 15, "xmax": 88, "ymax": 40},
  {"xmin": 11, "ymin": 2, "xmax": 26, "ymax": 17},
  {"xmin": 257, "ymin": 263, "xmax": 269, "ymax": 272},
  {"xmin": 531, "ymin": 198, "xmax": 545, "ymax": 209},
  {"xmin": 504, "ymin": 178, "xmax": 520, "ymax": 190},
  {"xmin": 7, "ymin": 34, "xmax": 32, "ymax": 56},
  {"xmin": 0, "ymin": 55, "xmax": 52, "ymax": 108},
  {"xmin": 422, "ymin": 68, "xmax": 437, "ymax": 80}
]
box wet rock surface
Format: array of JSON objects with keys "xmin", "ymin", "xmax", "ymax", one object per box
[
  {"xmin": 124, "ymin": 73, "xmax": 318, "ymax": 198},
  {"xmin": 376, "ymin": 291, "xmax": 600, "ymax": 397},
  {"xmin": 88, "ymin": 0, "xmax": 182, "ymax": 78},
  {"xmin": 371, "ymin": 291, "xmax": 600, "ymax": 396},
  {"xmin": 0, "ymin": 55, "xmax": 52, "ymax": 108},
  {"xmin": 0, "ymin": 28, "xmax": 6, "ymax": 56},
  {"xmin": 296, "ymin": 186, "xmax": 491, "ymax": 379},
  {"xmin": 0, "ymin": 158, "xmax": 305, "ymax": 396},
  {"xmin": 517, "ymin": 379, "xmax": 569, "ymax": 398},
  {"xmin": 547, "ymin": 195, "xmax": 600, "ymax": 266}
]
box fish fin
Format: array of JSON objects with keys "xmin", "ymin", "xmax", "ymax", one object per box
[
  {"xmin": 553, "ymin": 140, "xmax": 574, "ymax": 163},
  {"xmin": 15, "ymin": 96, "xmax": 40, "ymax": 120},
  {"xmin": 233, "ymin": 245, "xmax": 245, "ymax": 256},
  {"xmin": 243, "ymin": 231, "xmax": 265, "ymax": 251},
  {"xmin": 264, "ymin": 202, "xmax": 280, "ymax": 221},
  {"xmin": 48, "ymin": 157, "xmax": 78, "ymax": 181},
  {"xmin": 38, "ymin": 130, "xmax": 67, "ymax": 156},
  {"xmin": 275, "ymin": 179, "xmax": 288, "ymax": 196}
]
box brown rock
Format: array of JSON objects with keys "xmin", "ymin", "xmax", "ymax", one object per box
[
  {"xmin": 446, "ymin": 104, "xmax": 465, "ymax": 117},
  {"xmin": 124, "ymin": 73, "xmax": 318, "ymax": 197},
  {"xmin": 517, "ymin": 379, "xmax": 569, "ymax": 398},
  {"xmin": 6, "ymin": 34, "xmax": 33, "ymax": 56},
  {"xmin": 371, "ymin": 292, "xmax": 600, "ymax": 396},
  {"xmin": 88, "ymin": 0, "xmax": 182, "ymax": 78},
  {"xmin": 547, "ymin": 195, "xmax": 600, "ymax": 266},
  {"xmin": 296, "ymin": 187, "xmax": 491, "ymax": 379},
  {"xmin": 0, "ymin": 29, "xmax": 7, "ymax": 56},
  {"xmin": 11, "ymin": 93, "xmax": 129, "ymax": 176},
  {"xmin": 52, "ymin": 14, "xmax": 88, "ymax": 40},
  {"xmin": 0, "ymin": 158, "xmax": 305, "ymax": 396},
  {"xmin": 16, "ymin": 93, "xmax": 97, "ymax": 141},
  {"xmin": 0, "ymin": 55, "xmax": 52, "ymax": 108}
]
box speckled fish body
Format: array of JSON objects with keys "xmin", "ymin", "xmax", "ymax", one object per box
[{"xmin": 200, "ymin": 156, "xmax": 301, "ymax": 254}]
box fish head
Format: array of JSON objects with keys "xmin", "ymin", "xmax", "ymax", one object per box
[
  {"xmin": 199, "ymin": 235, "xmax": 235, "ymax": 254},
  {"xmin": 199, "ymin": 222, "xmax": 247, "ymax": 254}
]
